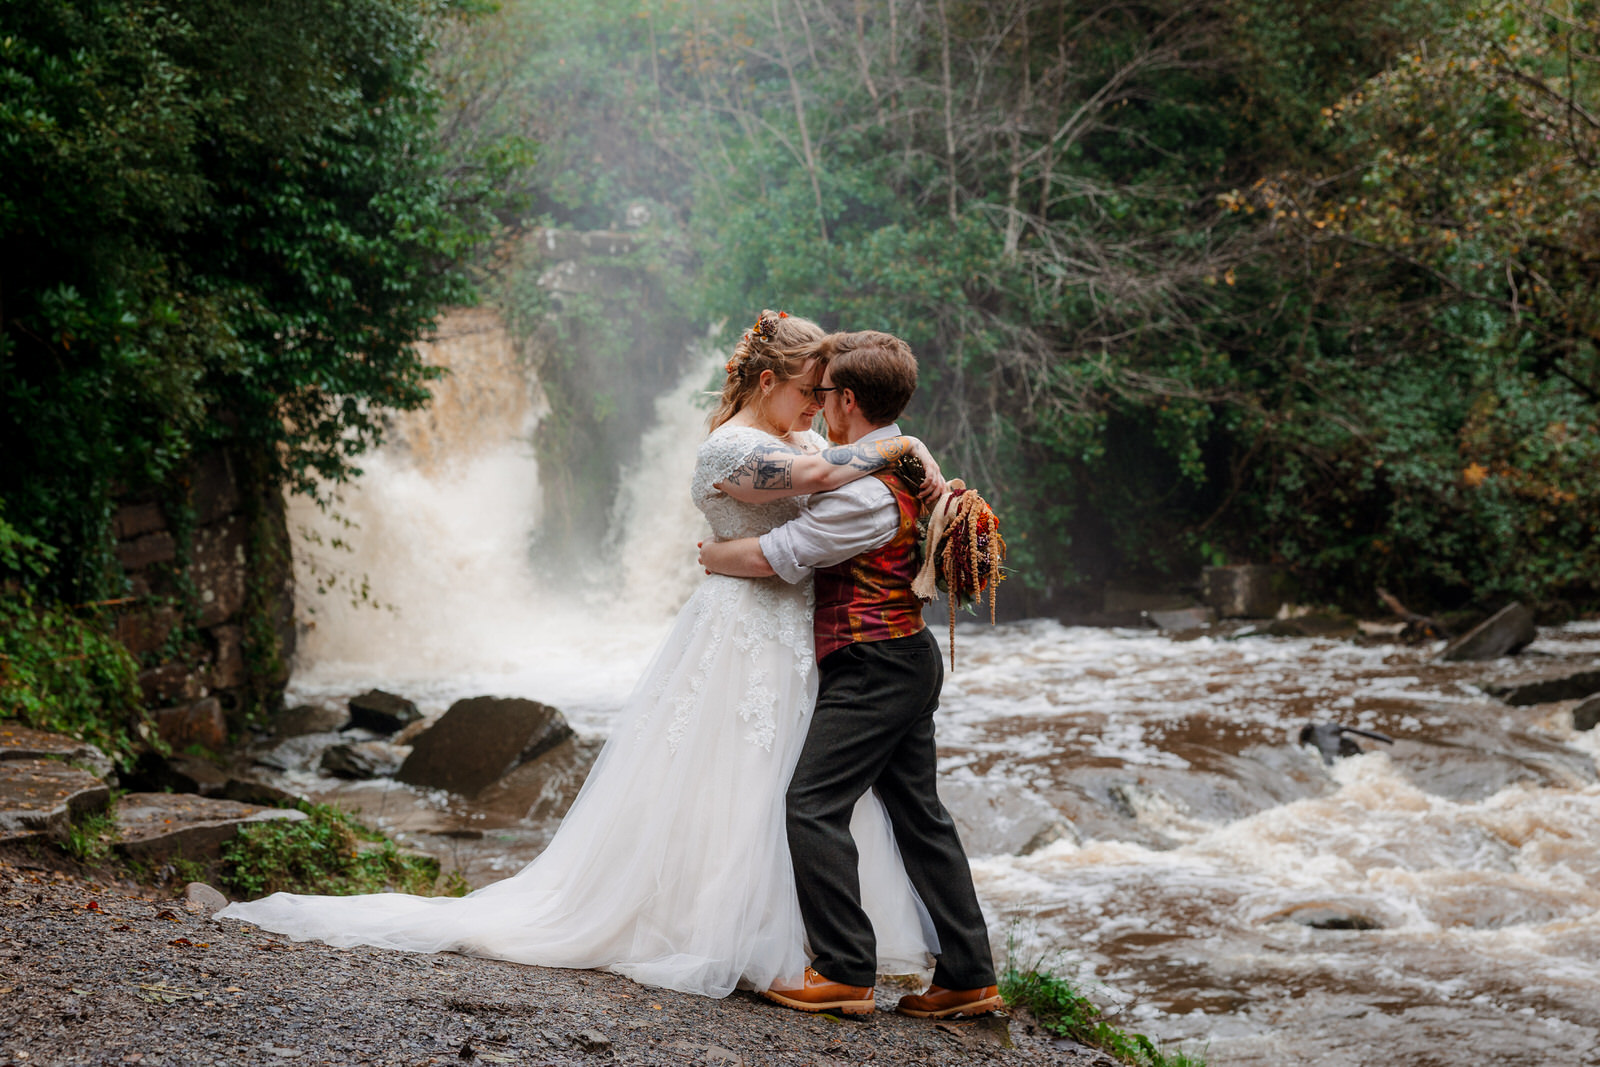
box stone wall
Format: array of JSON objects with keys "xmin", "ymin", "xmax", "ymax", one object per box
[{"xmin": 111, "ymin": 450, "xmax": 295, "ymax": 753}]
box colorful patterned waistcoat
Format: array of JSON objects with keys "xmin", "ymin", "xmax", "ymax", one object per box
[{"xmin": 813, "ymin": 471, "xmax": 926, "ymax": 662}]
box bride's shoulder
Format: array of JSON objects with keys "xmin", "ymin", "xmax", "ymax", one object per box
[{"xmin": 695, "ymin": 424, "xmax": 771, "ymax": 473}]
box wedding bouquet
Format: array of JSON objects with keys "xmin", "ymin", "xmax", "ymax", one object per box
[{"xmin": 909, "ymin": 477, "xmax": 1007, "ymax": 667}]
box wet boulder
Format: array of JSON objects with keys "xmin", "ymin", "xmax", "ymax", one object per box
[
  {"xmin": 347, "ymin": 689, "xmax": 421, "ymax": 735},
  {"xmin": 1202, "ymin": 565, "xmax": 1290, "ymax": 619},
  {"xmin": 1260, "ymin": 613, "xmax": 1358, "ymax": 639},
  {"xmin": 1147, "ymin": 606, "xmax": 1214, "ymax": 631},
  {"xmin": 1439, "ymin": 603, "xmax": 1537, "ymax": 662},
  {"xmin": 252, "ymin": 731, "xmax": 344, "ymax": 773},
  {"xmin": 1573, "ymin": 694, "xmax": 1600, "ymax": 732},
  {"xmin": 475, "ymin": 736, "xmax": 603, "ymax": 821},
  {"xmin": 274, "ymin": 704, "xmax": 351, "ymax": 737},
  {"xmin": 320, "ymin": 741, "xmax": 406, "ymax": 780},
  {"xmin": 1482, "ymin": 664, "xmax": 1600, "ymax": 706},
  {"xmin": 397, "ymin": 696, "xmax": 575, "ymax": 797},
  {"xmin": 126, "ymin": 752, "xmax": 232, "ymax": 796},
  {"xmin": 1264, "ymin": 902, "xmax": 1385, "ymax": 931},
  {"xmin": 152, "ymin": 696, "xmax": 227, "ymax": 752}
]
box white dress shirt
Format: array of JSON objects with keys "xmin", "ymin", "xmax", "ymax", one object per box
[{"xmin": 759, "ymin": 424, "xmax": 905, "ymax": 585}]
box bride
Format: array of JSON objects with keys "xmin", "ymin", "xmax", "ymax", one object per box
[{"xmin": 216, "ymin": 310, "xmax": 948, "ymax": 997}]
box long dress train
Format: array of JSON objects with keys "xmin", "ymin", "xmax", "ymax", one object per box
[{"xmin": 215, "ymin": 425, "xmax": 937, "ymax": 996}]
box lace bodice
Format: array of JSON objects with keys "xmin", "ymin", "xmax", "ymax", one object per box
[{"xmin": 693, "ymin": 425, "xmax": 824, "ymax": 541}]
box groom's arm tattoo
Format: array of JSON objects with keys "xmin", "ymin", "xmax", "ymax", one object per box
[
  {"xmin": 820, "ymin": 438, "xmax": 911, "ymax": 473},
  {"xmin": 718, "ymin": 438, "xmax": 920, "ymax": 496}
]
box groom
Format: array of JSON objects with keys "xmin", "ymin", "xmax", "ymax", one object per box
[{"xmin": 699, "ymin": 330, "xmax": 1001, "ymax": 1019}]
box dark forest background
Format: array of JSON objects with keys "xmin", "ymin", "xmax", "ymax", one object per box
[
  {"xmin": 481, "ymin": 0, "xmax": 1599, "ymax": 613},
  {"xmin": 4, "ymin": 0, "xmax": 1598, "ymax": 743}
]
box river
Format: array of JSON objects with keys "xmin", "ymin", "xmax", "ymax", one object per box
[{"xmin": 275, "ymin": 314, "xmax": 1600, "ymax": 1066}]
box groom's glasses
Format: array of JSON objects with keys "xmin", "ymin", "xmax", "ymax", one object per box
[{"xmin": 806, "ymin": 386, "xmax": 840, "ymax": 400}]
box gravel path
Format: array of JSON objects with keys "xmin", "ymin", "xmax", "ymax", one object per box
[{"xmin": 0, "ymin": 859, "xmax": 1106, "ymax": 1067}]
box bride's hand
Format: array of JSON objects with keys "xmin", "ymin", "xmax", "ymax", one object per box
[{"xmin": 912, "ymin": 440, "xmax": 947, "ymax": 505}]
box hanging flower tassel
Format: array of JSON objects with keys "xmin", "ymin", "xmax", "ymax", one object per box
[{"xmin": 911, "ymin": 479, "xmax": 1007, "ymax": 668}]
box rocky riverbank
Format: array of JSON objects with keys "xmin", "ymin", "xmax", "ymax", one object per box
[{"xmin": 0, "ymin": 859, "xmax": 1102, "ymax": 1067}]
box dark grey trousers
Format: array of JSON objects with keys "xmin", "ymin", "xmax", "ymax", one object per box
[{"xmin": 785, "ymin": 628, "xmax": 997, "ymax": 989}]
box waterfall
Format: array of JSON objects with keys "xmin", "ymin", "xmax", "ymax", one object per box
[
  {"xmin": 285, "ymin": 309, "xmax": 716, "ymax": 726},
  {"xmin": 603, "ymin": 337, "xmax": 722, "ymax": 621}
]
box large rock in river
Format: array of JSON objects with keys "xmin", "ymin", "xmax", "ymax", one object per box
[
  {"xmin": 397, "ymin": 696, "xmax": 575, "ymax": 797},
  {"xmin": 474, "ymin": 736, "xmax": 602, "ymax": 822},
  {"xmin": 1439, "ymin": 602, "xmax": 1537, "ymax": 661},
  {"xmin": 1202, "ymin": 565, "xmax": 1289, "ymax": 619},
  {"xmin": 320, "ymin": 741, "xmax": 406, "ymax": 780},
  {"xmin": 1572, "ymin": 693, "xmax": 1600, "ymax": 732},
  {"xmin": 347, "ymin": 689, "xmax": 421, "ymax": 735},
  {"xmin": 1482, "ymin": 663, "xmax": 1600, "ymax": 706},
  {"xmin": 274, "ymin": 703, "xmax": 351, "ymax": 737}
]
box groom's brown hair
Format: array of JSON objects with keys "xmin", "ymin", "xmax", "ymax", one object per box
[{"xmin": 818, "ymin": 331, "xmax": 918, "ymax": 425}]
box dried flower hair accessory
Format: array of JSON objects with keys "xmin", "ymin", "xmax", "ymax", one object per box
[{"xmin": 749, "ymin": 314, "xmax": 778, "ymax": 343}]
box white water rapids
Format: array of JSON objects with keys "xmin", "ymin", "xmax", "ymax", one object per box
[{"xmin": 281, "ymin": 312, "xmax": 1600, "ymax": 1066}]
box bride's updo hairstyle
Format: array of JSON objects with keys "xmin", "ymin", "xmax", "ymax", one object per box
[{"xmin": 708, "ymin": 309, "xmax": 826, "ymax": 431}]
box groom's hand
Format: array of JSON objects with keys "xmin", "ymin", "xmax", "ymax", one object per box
[{"xmin": 698, "ymin": 538, "xmax": 776, "ymax": 578}]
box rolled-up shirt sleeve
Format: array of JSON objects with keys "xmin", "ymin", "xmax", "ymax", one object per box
[{"xmin": 759, "ymin": 479, "xmax": 899, "ymax": 584}]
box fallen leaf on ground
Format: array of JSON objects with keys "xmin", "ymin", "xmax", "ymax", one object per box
[{"xmin": 136, "ymin": 982, "xmax": 204, "ymax": 1004}]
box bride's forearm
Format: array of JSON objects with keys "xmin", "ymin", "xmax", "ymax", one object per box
[{"xmin": 716, "ymin": 437, "xmax": 934, "ymax": 501}]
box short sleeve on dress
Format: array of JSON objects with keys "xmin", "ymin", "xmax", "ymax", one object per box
[{"xmin": 691, "ymin": 426, "xmax": 782, "ymax": 507}]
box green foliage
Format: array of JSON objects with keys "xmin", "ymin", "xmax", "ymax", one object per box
[
  {"xmin": 491, "ymin": 0, "xmax": 1599, "ymax": 609},
  {"xmin": 220, "ymin": 801, "xmax": 452, "ymax": 898},
  {"xmin": 1001, "ymin": 958, "xmax": 1206, "ymax": 1067},
  {"xmin": 0, "ymin": 0, "xmax": 521, "ymax": 604},
  {"xmin": 0, "ymin": 510, "xmax": 152, "ymax": 770},
  {"xmin": 62, "ymin": 804, "xmax": 119, "ymax": 865}
]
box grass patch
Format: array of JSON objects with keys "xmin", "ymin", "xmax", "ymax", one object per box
[
  {"xmin": 1001, "ymin": 957, "xmax": 1206, "ymax": 1067},
  {"xmin": 61, "ymin": 805, "xmax": 119, "ymax": 864},
  {"xmin": 220, "ymin": 801, "xmax": 463, "ymax": 898}
]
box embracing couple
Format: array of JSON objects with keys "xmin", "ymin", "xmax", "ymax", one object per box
[{"xmin": 217, "ymin": 311, "xmax": 1000, "ymax": 1020}]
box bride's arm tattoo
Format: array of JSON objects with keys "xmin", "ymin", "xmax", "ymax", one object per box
[
  {"xmin": 720, "ymin": 443, "xmax": 804, "ymax": 490},
  {"xmin": 716, "ymin": 437, "xmax": 926, "ymax": 501}
]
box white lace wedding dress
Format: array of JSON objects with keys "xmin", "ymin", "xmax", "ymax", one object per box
[{"xmin": 216, "ymin": 425, "xmax": 937, "ymax": 996}]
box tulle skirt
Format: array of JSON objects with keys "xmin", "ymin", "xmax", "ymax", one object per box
[{"xmin": 216, "ymin": 573, "xmax": 936, "ymax": 996}]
